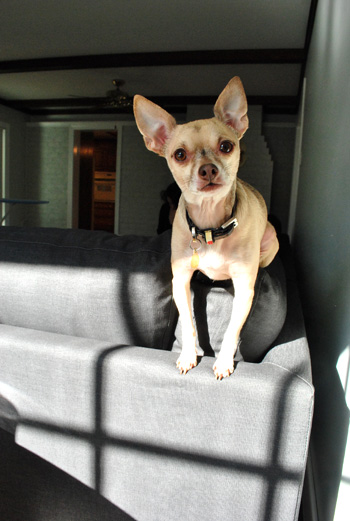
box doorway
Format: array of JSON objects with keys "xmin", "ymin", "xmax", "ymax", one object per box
[{"xmin": 73, "ymin": 129, "xmax": 118, "ymax": 233}]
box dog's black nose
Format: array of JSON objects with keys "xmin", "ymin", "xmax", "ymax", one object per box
[{"xmin": 198, "ymin": 163, "xmax": 218, "ymax": 182}]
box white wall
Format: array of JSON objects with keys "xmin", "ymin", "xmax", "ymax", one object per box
[
  {"xmin": 263, "ymin": 122, "xmax": 296, "ymax": 231},
  {"xmin": 24, "ymin": 125, "xmax": 69, "ymax": 228},
  {"xmin": 293, "ymin": 1, "xmax": 350, "ymax": 519}
]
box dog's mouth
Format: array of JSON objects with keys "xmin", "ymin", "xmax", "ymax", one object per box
[{"xmin": 200, "ymin": 182, "xmax": 222, "ymax": 192}]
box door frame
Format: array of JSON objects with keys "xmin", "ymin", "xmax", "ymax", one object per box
[
  {"xmin": 287, "ymin": 78, "xmax": 307, "ymax": 243},
  {"xmin": 68, "ymin": 121, "xmax": 135, "ymax": 233},
  {"xmin": 0, "ymin": 122, "xmax": 10, "ymax": 224}
]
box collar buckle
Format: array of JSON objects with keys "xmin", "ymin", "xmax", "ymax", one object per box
[{"xmin": 221, "ymin": 216, "xmax": 238, "ymax": 230}]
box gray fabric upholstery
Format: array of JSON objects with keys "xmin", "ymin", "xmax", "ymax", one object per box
[
  {"xmin": 0, "ymin": 226, "xmax": 313, "ymax": 521},
  {"xmin": 0, "ymin": 227, "xmax": 175, "ymax": 350},
  {"xmin": 172, "ymin": 256, "xmax": 287, "ymax": 362},
  {"xmin": 0, "ymin": 429, "xmax": 133, "ymax": 521},
  {"xmin": 0, "ymin": 327, "xmax": 313, "ymax": 521}
]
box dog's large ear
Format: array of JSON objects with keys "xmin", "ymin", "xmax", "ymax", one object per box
[
  {"xmin": 133, "ymin": 95, "xmax": 176, "ymax": 156},
  {"xmin": 214, "ymin": 77, "xmax": 249, "ymax": 139}
]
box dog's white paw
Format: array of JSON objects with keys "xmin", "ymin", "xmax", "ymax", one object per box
[
  {"xmin": 176, "ymin": 351, "xmax": 197, "ymax": 375},
  {"xmin": 213, "ymin": 356, "xmax": 234, "ymax": 380}
]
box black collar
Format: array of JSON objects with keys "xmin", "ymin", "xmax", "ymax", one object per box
[{"xmin": 186, "ymin": 200, "xmax": 238, "ymax": 245}]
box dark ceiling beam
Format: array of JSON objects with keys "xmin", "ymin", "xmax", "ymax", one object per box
[
  {"xmin": 0, "ymin": 48, "xmax": 305, "ymax": 74},
  {"xmin": 11, "ymin": 98, "xmax": 110, "ymax": 109},
  {"xmin": 12, "ymin": 95, "xmax": 298, "ymax": 109},
  {"xmin": 0, "ymin": 96, "xmax": 22, "ymax": 110},
  {"xmin": 10, "ymin": 95, "xmax": 298, "ymax": 116}
]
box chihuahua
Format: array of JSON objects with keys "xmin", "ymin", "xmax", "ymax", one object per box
[{"xmin": 134, "ymin": 76, "xmax": 279, "ymax": 379}]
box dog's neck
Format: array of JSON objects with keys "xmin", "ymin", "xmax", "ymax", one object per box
[{"xmin": 185, "ymin": 191, "xmax": 236, "ymax": 230}]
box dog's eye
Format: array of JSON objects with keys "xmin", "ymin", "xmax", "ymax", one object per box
[
  {"xmin": 220, "ymin": 141, "xmax": 234, "ymax": 154},
  {"xmin": 174, "ymin": 148, "xmax": 187, "ymax": 162}
]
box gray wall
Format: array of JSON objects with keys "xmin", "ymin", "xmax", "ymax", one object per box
[{"xmin": 293, "ymin": 0, "xmax": 350, "ymax": 519}]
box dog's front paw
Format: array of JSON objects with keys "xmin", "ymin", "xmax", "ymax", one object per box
[
  {"xmin": 213, "ymin": 357, "xmax": 234, "ymax": 380},
  {"xmin": 176, "ymin": 351, "xmax": 197, "ymax": 375}
]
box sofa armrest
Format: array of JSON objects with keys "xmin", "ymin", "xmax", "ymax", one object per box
[{"xmin": 0, "ymin": 324, "xmax": 314, "ymax": 521}]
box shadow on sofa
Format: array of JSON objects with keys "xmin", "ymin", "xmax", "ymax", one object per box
[
  {"xmin": 0, "ymin": 427, "xmax": 135, "ymax": 521},
  {"xmin": 1, "ymin": 356, "xmax": 310, "ymax": 521},
  {"xmin": 0, "ymin": 226, "xmax": 313, "ymax": 521}
]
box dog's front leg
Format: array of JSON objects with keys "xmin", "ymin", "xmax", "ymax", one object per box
[
  {"xmin": 213, "ymin": 272, "xmax": 256, "ymax": 379},
  {"xmin": 172, "ymin": 267, "xmax": 197, "ymax": 374}
]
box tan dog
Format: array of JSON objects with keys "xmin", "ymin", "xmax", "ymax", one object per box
[{"xmin": 134, "ymin": 76, "xmax": 279, "ymax": 379}]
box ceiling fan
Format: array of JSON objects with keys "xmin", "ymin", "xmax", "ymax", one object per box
[
  {"xmin": 104, "ymin": 79, "xmax": 133, "ymax": 109},
  {"xmin": 64, "ymin": 78, "xmax": 134, "ymax": 113}
]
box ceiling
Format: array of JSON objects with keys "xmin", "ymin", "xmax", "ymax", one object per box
[{"xmin": 0, "ymin": 0, "xmax": 318, "ymax": 117}]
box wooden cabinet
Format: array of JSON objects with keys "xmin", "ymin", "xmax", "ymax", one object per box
[
  {"xmin": 94, "ymin": 140, "xmax": 116, "ymax": 172},
  {"xmin": 93, "ymin": 202, "xmax": 115, "ymax": 232},
  {"xmin": 78, "ymin": 131, "xmax": 117, "ymax": 232}
]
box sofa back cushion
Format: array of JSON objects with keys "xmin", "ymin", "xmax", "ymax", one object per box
[
  {"xmin": 172, "ymin": 256, "xmax": 287, "ymax": 362},
  {"xmin": 0, "ymin": 227, "xmax": 176, "ymax": 350}
]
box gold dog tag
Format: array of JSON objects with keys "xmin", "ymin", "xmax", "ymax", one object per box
[
  {"xmin": 189, "ymin": 233, "xmax": 201, "ymax": 269},
  {"xmin": 191, "ymin": 250, "xmax": 199, "ymax": 269}
]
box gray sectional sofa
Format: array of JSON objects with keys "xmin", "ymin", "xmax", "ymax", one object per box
[{"xmin": 0, "ymin": 226, "xmax": 314, "ymax": 521}]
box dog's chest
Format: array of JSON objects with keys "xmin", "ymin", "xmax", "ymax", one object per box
[{"xmin": 196, "ymin": 243, "xmax": 238, "ymax": 280}]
